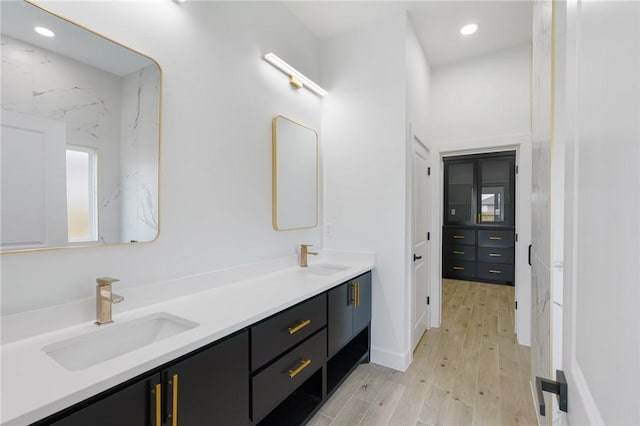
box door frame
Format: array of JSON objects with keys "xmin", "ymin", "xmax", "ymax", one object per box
[{"xmin": 430, "ymin": 133, "xmax": 532, "ymax": 346}]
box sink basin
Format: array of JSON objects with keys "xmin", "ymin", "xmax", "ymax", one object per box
[
  {"xmin": 43, "ymin": 312, "xmax": 199, "ymax": 371},
  {"xmin": 300, "ymin": 263, "xmax": 350, "ymax": 276}
]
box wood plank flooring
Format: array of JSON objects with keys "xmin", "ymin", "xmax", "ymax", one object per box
[{"xmin": 307, "ymin": 279, "xmax": 536, "ymax": 426}]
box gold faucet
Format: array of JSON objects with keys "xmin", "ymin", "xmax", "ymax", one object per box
[
  {"xmin": 299, "ymin": 244, "xmax": 318, "ymax": 267},
  {"xmin": 95, "ymin": 277, "xmax": 124, "ymax": 325}
]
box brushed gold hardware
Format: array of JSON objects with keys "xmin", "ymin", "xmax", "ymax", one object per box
[
  {"xmin": 453, "ymin": 235, "xmax": 465, "ymax": 239},
  {"xmin": 489, "ymin": 253, "xmax": 502, "ymax": 257},
  {"xmin": 288, "ymin": 359, "xmax": 311, "ymax": 378},
  {"xmin": 489, "ymin": 236, "xmax": 503, "ymax": 240},
  {"xmin": 288, "ymin": 319, "xmax": 311, "ymax": 335},
  {"xmin": 299, "ymin": 244, "xmax": 319, "ymax": 267},
  {"xmin": 489, "ymin": 269, "xmax": 503, "ymax": 274},
  {"xmin": 95, "ymin": 277, "xmax": 123, "ymax": 325},
  {"xmin": 168, "ymin": 374, "xmax": 178, "ymax": 426},
  {"xmin": 289, "ymin": 75, "xmax": 303, "ymax": 89},
  {"xmin": 355, "ymin": 282, "xmax": 360, "ymax": 308},
  {"xmin": 453, "ymin": 250, "xmax": 465, "ymax": 255},
  {"xmin": 453, "ymin": 266, "xmax": 465, "ymax": 270},
  {"xmin": 152, "ymin": 383, "xmax": 161, "ymax": 426},
  {"xmin": 477, "ymin": 213, "xmax": 481, "ymax": 223},
  {"xmin": 349, "ymin": 283, "xmax": 357, "ymax": 306}
]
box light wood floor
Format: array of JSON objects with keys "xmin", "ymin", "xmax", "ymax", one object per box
[{"xmin": 308, "ymin": 279, "xmax": 537, "ymax": 426}]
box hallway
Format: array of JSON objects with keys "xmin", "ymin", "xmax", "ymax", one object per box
[{"xmin": 309, "ymin": 279, "xmax": 536, "ymax": 425}]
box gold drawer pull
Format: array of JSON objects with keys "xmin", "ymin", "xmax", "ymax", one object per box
[
  {"xmin": 288, "ymin": 319, "xmax": 311, "ymax": 335},
  {"xmin": 489, "ymin": 253, "xmax": 502, "ymax": 257},
  {"xmin": 453, "ymin": 266, "xmax": 465, "ymax": 270},
  {"xmin": 168, "ymin": 374, "xmax": 178, "ymax": 426},
  {"xmin": 453, "ymin": 250, "xmax": 465, "ymax": 255},
  {"xmin": 354, "ymin": 282, "xmax": 360, "ymax": 308},
  {"xmin": 152, "ymin": 383, "xmax": 161, "ymax": 426},
  {"xmin": 489, "ymin": 269, "xmax": 503, "ymax": 274},
  {"xmin": 489, "ymin": 236, "xmax": 502, "ymax": 240},
  {"xmin": 288, "ymin": 359, "xmax": 311, "ymax": 378},
  {"xmin": 453, "ymin": 235, "xmax": 465, "ymax": 239}
]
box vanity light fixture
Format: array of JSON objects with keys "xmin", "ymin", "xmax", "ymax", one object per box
[
  {"xmin": 460, "ymin": 23, "xmax": 478, "ymax": 36},
  {"xmin": 34, "ymin": 26, "xmax": 55, "ymax": 37},
  {"xmin": 264, "ymin": 52, "xmax": 327, "ymax": 97}
]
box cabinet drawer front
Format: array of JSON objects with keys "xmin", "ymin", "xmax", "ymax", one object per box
[
  {"xmin": 252, "ymin": 329, "xmax": 326, "ymax": 423},
  {"xmin": 477, "ymin": 262, "xmax": 514, "ymax": 282},
  {"xmin": 477, "ymin": 247, "xmax": 514, "ymax": 264},
  {"xmin": 443, "ymin": 244, "xmax": 476, "ymax": 261},
  {"xmin": 443, "ymin": 228, "xmax": 476, "ymax": 245},
  {"xmin": 442, "ymin": 260, "xmax": 476, "ymax": 279},
  {"xmin": 477, "ymin": 230, "xmax": 514, "ymax": 248},
  {"xmin": 251, "ymin": 294, "xmax": 326, "ymax": 371}
]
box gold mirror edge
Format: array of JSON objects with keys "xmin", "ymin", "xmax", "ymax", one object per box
[{"xmin": 2, "ymin": 0, "xmax": 163, "ymax": 254}]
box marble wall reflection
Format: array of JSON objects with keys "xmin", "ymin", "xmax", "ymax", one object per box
[{"xmin": 1, "ymin": 35, "xmax": 159, "ymax": 245}]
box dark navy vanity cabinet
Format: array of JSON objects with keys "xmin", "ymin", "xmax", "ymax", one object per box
[{"xmin": 34, "ymin": 271, "xmax": 372, "ymax": 426}]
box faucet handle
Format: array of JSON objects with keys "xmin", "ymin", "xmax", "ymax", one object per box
[
  {"xmin": 301, "ymin": 244, "xmax": 313, "ymax": 248},
  {"xmin": 97, "ymin": 277, "xmax": 120, "ymax": 287}
]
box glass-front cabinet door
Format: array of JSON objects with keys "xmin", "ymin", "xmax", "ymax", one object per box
[{"xmin": 444, "ymin": 152, "xmax": 515, "ymax": 227}]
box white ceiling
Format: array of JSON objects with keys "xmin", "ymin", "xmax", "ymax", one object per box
[{"xmin": 282, "ymin": 1, "xmax": 533, "ymax": 67}]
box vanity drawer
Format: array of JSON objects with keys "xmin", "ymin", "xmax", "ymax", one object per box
[
  {"xmin": 442, "ymin": 260, "xmax": 476, "ymax": 279},
  {"xmin": 476, "ymin": 262, "xmax": 514, "ymax": 282},
  {"xmin": 443, "ymin": 228, "xmax": 476, "ymax": 245},
  {"xmin": 252, "ymin": 329, "xmax": 326, "ymax": 422},
  {"xmin": 251, "ymin": 294, "xmax": 326, "ymax": 371},
  {"xmin": 443, "ymin": 244, "xmax": 475, "ymax": 261},
  {"xmin": 477, "ymin": 230, "xmax": 514, "ymax": 248},
  {"xmin": 477, "ymin": 247, "xmax": 514, "ymax": 264}
]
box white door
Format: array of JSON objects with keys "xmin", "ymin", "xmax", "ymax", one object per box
[
  {"xmin": 411, "ymin": 135, "xmax": 430, "ymax": 350},
  {"xmin": 1, "ymin": 111, "xmax": 68, "ymax": 250},
  {"xmin": 557, "ymin": 1, "xmax": 640, "ymax": 424}
]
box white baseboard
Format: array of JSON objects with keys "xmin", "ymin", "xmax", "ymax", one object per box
[{"xmin": 370, "ymin": 345, "xmax": 412, "ymax": 371}]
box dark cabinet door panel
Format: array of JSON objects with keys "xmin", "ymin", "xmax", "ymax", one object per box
[
  {"xmin": 443, "ymin": 228, "xmax": 476, "ymax": 246},
  {"xmin": 443, "ymin": 244, "xmax": 476, "ymax": 261},
  {"xmin": 165, "ymin": 330, "xmax": 249, "ymax": 426},
  {"xmin": 477, "ymin": 247, "xmax": 514, "ymax": 264},
  {"xmin": 328, "ymin": 283, "xmax": 353, "ymax": 357},
  {"xmin": 352, "ymin": 272, "xmax": 372, "ymax": 335},
  {"xmin": 47, "ymin": 375, "xmax": 157, "ymax": 426},
  {"xmin": 252, "ymin": 329, "xmax": 326, "ymax": 423},
  {"xmin": 251, "ymin": 294, "xmax": 326, "ymax": 371},
  {"xmin": 477, "ymin": 230, "xmax": 515, "ymax": 248}
]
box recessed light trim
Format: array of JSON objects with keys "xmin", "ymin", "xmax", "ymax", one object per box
[
  {"xmin": 34, "ymin": 26, "xmax": 55, "ymax": 38},
  {"xmin": 460, "ymin": 24, "xmax": 478, "ymax": 36}
]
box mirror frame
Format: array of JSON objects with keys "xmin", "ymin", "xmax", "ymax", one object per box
[
  {"xmin": 1, "ymin": 0, "xmax": 163, "ymax": 254},
  {"xmin": 272, "ymin": 114, "xmax": 318, "ymax": 231}
]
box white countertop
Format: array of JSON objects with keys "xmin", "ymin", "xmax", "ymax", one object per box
[{"xmin": 0, "ymin": 250, "xmax": 374, "ymax": 425}]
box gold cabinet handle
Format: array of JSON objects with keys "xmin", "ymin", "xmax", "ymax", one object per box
[
  {"xmin": 453, "ymin": 250, "xmax": 465, "ymax": 255},
  {"xmin": 489, "ymin": 236, "xmax": 502, "ymax": 240},
  {"xmin": 453, "ymin": 235, "xmax": 465, "ymax": 239},
  {"xmin": 355, "ymin": 282, "xmax": 360, "ymax": 308},
  {"xmin": 168, "ymin": 374, "xmax": 178, "ymax": 426},
  {"xmin": 477, "ymin": 213, "xmax": 481, "ymax": 223},
  {"xmin": 152, "ymin": 383, "xmax": 161, "ymax": 426},
  {"xmin": 489, "ymin": 269, "xmax": 503, "ymax": 274},
  {"xmin": 489, "ymin": 253, "xmax": 502, "ymax": 257},
  {"xmin": 288, "ymin": 319, "xmax": 311, "ymax": 335},
  {"xmin": 349, "ymin": 283, "xmax": 356, "ymax": 306},
  {"xmin": 288, "ymin": 359, "xmax": 311, "ymax": 378},
  {"xmin": 453, "ymin": 266, "xmax": 465, "ymax": 270}
]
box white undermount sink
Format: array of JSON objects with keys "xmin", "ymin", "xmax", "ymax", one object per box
[
  {"xmin": 300, "ymin": 263, "xmax": 350, "ymax": 276},
  {"xmin": 43, "ymin": 312, "xmax": 199, "ymax": 371}
]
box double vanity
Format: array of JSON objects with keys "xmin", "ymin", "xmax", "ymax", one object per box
[{"xmin": 1, "ymin": 251, "xmax": 374, "ymax": 425}]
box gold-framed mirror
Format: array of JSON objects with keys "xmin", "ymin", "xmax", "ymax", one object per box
[
  {"xmin": 272, "ymin": 115, "xmax": 318, "ymax": 231},
  {"xmin": 1, "ymin": 1, "xmax": 161, "ymax": 253}
]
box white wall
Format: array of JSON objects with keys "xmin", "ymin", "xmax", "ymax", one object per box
[
  {"xmin": 428, "ymin": 42, "xmax": 533, "ymax": 345},
  {"xmin": 430, "ymin": 43, "xmax": 532, "ymax": 144},
  {"xmin": 321, "ymin": 11, "xmax": 411, "ymax": 370},
  {"xmin": 1, "ymin": 1, "xmax": 323, "ymax": 315}
]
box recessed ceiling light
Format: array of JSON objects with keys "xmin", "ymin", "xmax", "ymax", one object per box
[
  {"xmin": 460, "ymin": 24, "xmax": 478, "ymax": 36},
  {"xmin": 34, "ymin": 26, "xmax": 55, "ymax": 38}
]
